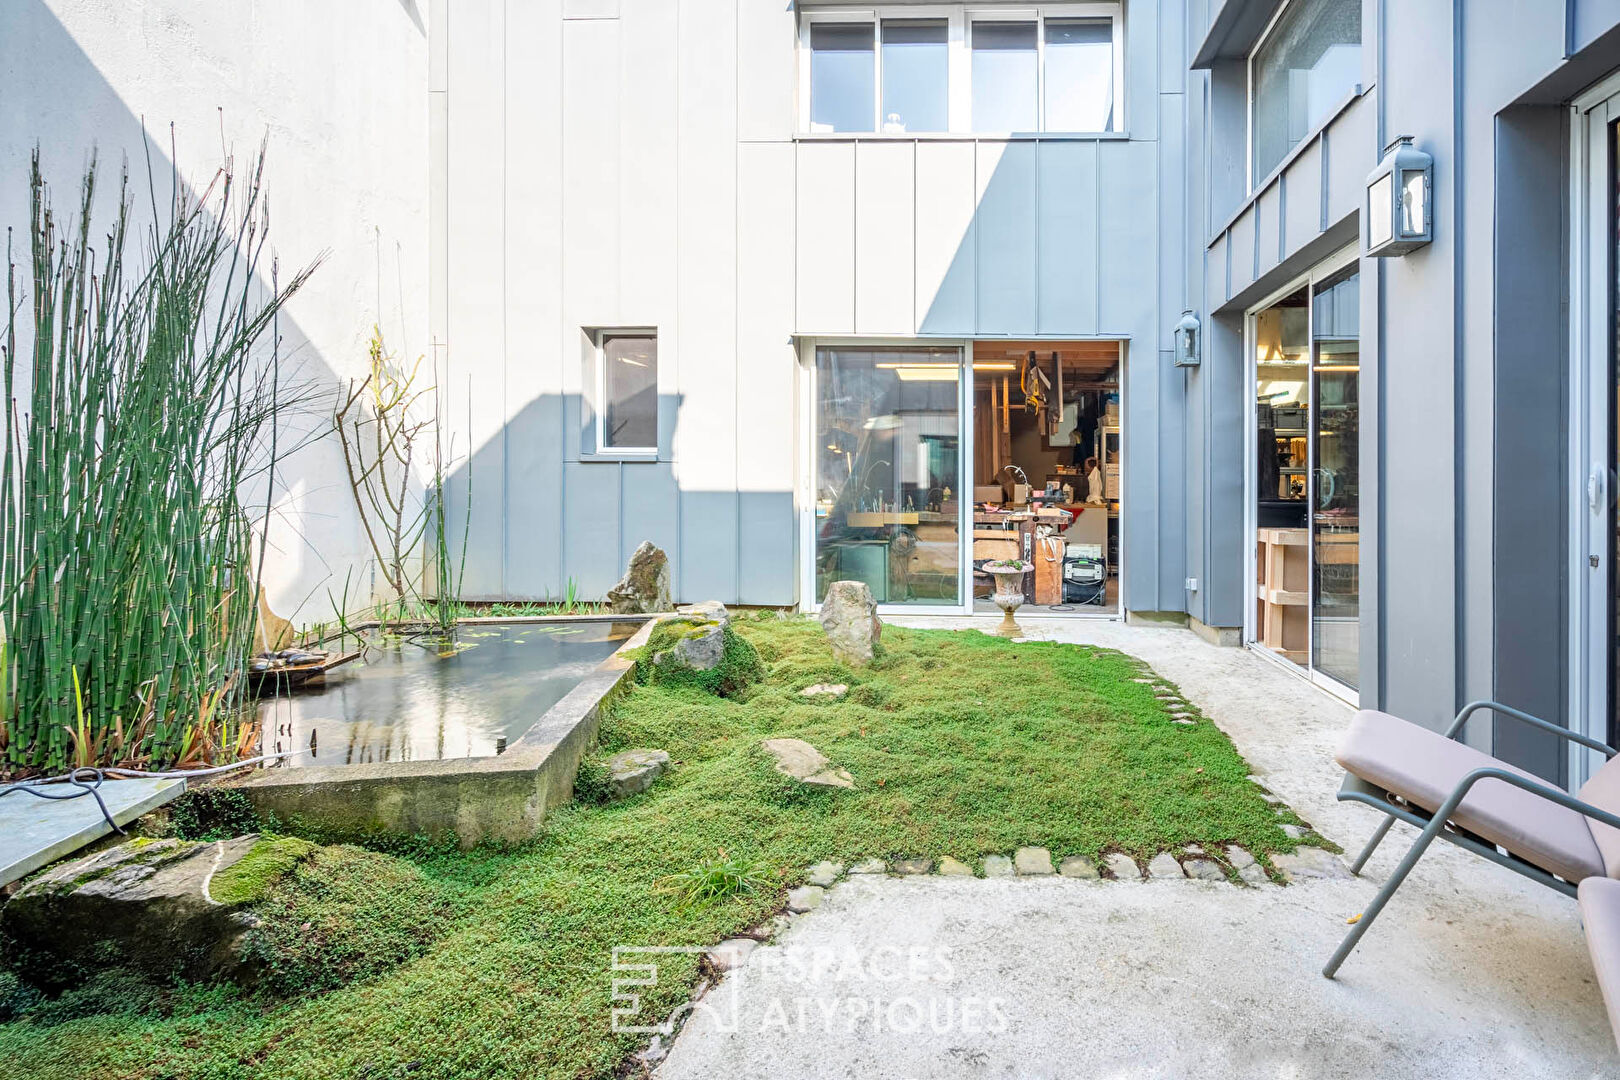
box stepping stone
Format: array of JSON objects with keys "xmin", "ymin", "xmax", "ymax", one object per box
[
  {"xmin": 983, "ymin": 854, "xmax": 1015, "ymax": 878},
  {"xmin": 1146, "ymin": 852, "xmax": 1185, "ymax": 879},
  {"xmin": 707, "ymin": 938, "xmax": 757, "ymax": 972},
  {"xmin": 1224, "ymin": 845, "xmax": 1256, "ymax": 870},
  {"xmin": 1058, "ymin": 856, "xmax": 1099, "ymax": 879},
  {"xmin": 936, "ymin": 856, "xmax": 974, "ymax": 877},
  {"xmin": 799, "ymin": 683, "xmax": 848, "ymax": 700},
  {"xmin": 892, "ymin": 858, "xmax": 933, "ymax": 875},
  {"xmin": 761, "ymin": 738, "xmax": 854, "ymax": 789},
  {"xmin": 1280, "ymin": 824, "xmax": 1307, "ymax": 840},
  {"xmin": 1104, "ymin": 853, "xmax": 1141, "ymax": 880},
  {"xmin": 1172, "ymin": 718, "xmax": 1195, "ymax": 725},
  {"xmin": 805, "ymin": 861, "xmax": 843, "ymax": 888},
  {"xmin": 1014, "ymin": 847, "xmax": 1054, "ymax": 875},
  {"xmin": 1272, "ymin": 848, "xmax": 1351, "ymax": 882},
  {"xmin": 848, "ymin": 858, "xmax": 887, "ymax": 874},
  {"xmin": 1238, "ymin": 862, "xmax": 1270, "ymax": 886},
  {"xmin": 1184, "ymin": 858, "xmax": 1226, "ymax": 882},
  {"xmin": 787, "ymin": 885, "xmax": 825, "ymax": 912}
]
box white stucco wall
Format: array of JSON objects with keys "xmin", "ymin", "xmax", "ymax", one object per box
[{"xmin": 0, "ymin": 0, "xmax": 430, "ymax": 626}]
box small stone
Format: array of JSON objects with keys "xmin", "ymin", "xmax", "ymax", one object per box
[
  {"xmin": 1260, "ymin": 793, "xmax": 1283, "ymax": 805},
  {"xmin": 1184, "ymin": 858, "xmax": 1226, "ymax": 882},
  {"xmin": 983, "ymin": 855, "xmax": 1015, "ymax": 877},
  {"xmin": 936, "ymin": 856, "xmax": 974, "ymax": 877},
  {"xmin": 786, "ymin": 885, "xmax": 825, "ymax": 912},
  {"xmin": 1281, "ymin": 824, "xmax": 1307, "ymax": 840},
  {"xmin": 1272, "ymin": 848, "xmax": 1351, "ymax": 882},
  {"xmin": 676, "ymin": 600, "xmax": 730, "ymax": 627},
  {"xmin": 1131, "ymin": 677, "xmax": 1154, "ymax": 684},
  {"xmin": 799, "ymin": 683, "xmax": 849, "ymax": 699},
  {"xmin": 752, "ymin": 915, "xmax": 793, "ymax": 938},
  {"xmin": 1238, "ymin": 862, "xmax": 1269, "ymax": 886},
  {"xmin": 891, "ymin": 858, "xmax": 933, "ymax": 875},
  {"xmin": 1014, "ymin": 846, "xmax": 1054, "ymax": 875},
  {"xmin": 847, "ymin": 858, "xmax": 886, "ymax": 874},
  {"xmin": 1172, "ymin": 718, "xmax": 1195, "ymax": 726},
  {"xmin": 603, "ymin": 748, "xmax": 670, "ymax": 800},
  {"xmin": 1224, "ymin": 845, "xmax": 1256, "ymax": 870},
  {"xmin": 761, "ymin": 737, "xmax": 854, "ymax": 789},
  {"xmin": 1058, "ymin": 856, "xmax": 1099, "ymax": 879},
  {"xmin": 805, "ymin": 861, "xmax": 843, "ymax": 888},
  {"xmin": 639, "ymin": 1035, "xmax": 668, "ymax": 1067},
  {"xmin": 707, "ymin": 938, "xmax": 758, "ymax": 971},
  {"xmin": 1146, "ymin": 852, "xmax": 1185, "ymax": 879},
  {"xmin": 1104, "ymin": 853, "xmax": 1140, "ymax": 880},
  {"xmin": 654, "ymin": 622, "xmax": 725, "ymax": 672}
]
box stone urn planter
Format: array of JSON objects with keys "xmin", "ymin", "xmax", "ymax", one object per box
[{"xmin": 984, "ymin": 559, "xmax": 1032, "ymax": 639}]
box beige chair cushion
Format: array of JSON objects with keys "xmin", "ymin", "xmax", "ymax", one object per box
[
  {"xmin": 1579, "ymin": 876, "xmax": 1620, "ymax": 1050},
  {"xmin": 1581, "ymin": 756, "xmax": 1620, "ymax": 878},
  {"xmin": 1336, "ymin": 710, "xmax": 1604, "ymax": 884}
]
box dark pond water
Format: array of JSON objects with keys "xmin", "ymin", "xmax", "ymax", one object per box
[{"xmin": 258, "ymin": 621, "xmax": 637, "ymax": 767}]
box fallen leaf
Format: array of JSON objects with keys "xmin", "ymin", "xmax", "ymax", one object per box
[{"xmin": 1347, "ymin": 913, "xmax": 1362, "ymax": 924}]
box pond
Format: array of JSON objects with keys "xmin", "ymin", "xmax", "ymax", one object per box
[{"xmin": 258, "ymin": 621, "xmax": 639, "ymax": 767}]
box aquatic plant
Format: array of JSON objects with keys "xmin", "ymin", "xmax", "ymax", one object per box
[{"xmin": 0, "ymin": 144, "xmax": 317, "ymax": 772}]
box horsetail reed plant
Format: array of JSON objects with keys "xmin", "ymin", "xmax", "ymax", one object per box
[{"xmin": 1, "ymin": 144, "xmax": 319, "ymax": 773}]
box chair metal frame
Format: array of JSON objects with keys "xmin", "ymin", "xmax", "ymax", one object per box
[{"xmin": 1325, "ymin": 700, "xmax": 1620, "ymax": 978}]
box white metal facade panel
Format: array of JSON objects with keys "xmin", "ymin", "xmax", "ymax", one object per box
[
  {"xmin": 795, "ymin": 141, "xmax": 858, "ymax": 333},
  {"xmin": 1037, "ymin": 140, "xmax": 1101, "ymax": 335},
  {"xmin": 914, "ymin": 140, "xmax": 978, "ymax": 334},
  {"xmin": 973, "ymin": 140, "xmax": 1039, "ymax": 335},
  {"xmin": 855, "ymin": 141, "xmax": 917, "ymax": 334}
]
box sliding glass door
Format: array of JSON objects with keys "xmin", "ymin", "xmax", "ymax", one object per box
[
  {"xmin": 811, "ymin": 345, "xmax": 965, "ymax": 609},
  {"xmin": 1249, "ymin": 259, "xmax": 1361, "ymax": 697}
]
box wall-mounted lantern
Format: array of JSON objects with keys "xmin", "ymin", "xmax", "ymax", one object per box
[
  {"xmin": 1365, "ymin": 135, "xmax": 1433, "ymax": 257},
  {"xmin": 1173, "ymin": 310, "xmax": 1201, "ymax": 368}
]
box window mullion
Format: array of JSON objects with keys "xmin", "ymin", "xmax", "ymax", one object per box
[
  {"xmin": 872, "ymin": 12, "xmax": 882, "ymax": 132},
  {"xmin": 1035, "ymin": 11, "xmax": 1046, "ymax": 132}
]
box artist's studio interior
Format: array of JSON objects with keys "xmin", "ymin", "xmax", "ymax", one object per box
[{"xmin": 810, "ymin": 340, "xmax": 1122, "ymax": 616}]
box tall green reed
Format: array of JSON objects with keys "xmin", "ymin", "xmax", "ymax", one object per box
[{"xmin": 1, "ymin": 145, "xmax": 318, "ymax": 772}]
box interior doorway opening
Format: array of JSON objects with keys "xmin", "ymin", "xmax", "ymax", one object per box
[{"xmin": 969, "ymin": 340, "xmax": 1123, "ymax": 617}]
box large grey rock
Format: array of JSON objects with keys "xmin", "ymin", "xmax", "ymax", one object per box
[
  {"xmin": 677, "ymin": 600, "xmax": 730, "ymax": 628},
  {"xmin": 656, "ymin": 621, "xmax": 725, "ymax": 672},
  {"xmin": 818, "ymin": 580, "xmax": 881, "ymax": 666},
  {"xmin": 0, "ymin": 835, "xmax": 265, "ymax": 988},
  {"xmin": 607, "ymin": 541, "xmax": 672, "ymax": 614},
  {"xmin": 604, "ymin": 748, "xmax": 670, "ymax": 800},
  {"xmin": 761, "ymin": 737, "xmax": 854, "ymax": 789}
]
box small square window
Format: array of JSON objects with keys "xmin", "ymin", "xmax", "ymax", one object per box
[{"xmin": 600, "ymin": 333, "xmax": 658, "ymax": 452}]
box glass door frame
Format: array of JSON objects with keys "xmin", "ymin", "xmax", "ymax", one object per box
[
  {"xmin": 796, "ymin": 336, "xmax": 976, "ymax": 617},
  {"xmin": 1568, "ymin": 74, "xmax": 1620, "ymax": 786},
  {"xmin": 1241, "ymin": 244, "xmax": 1361, "ymax": 704}
]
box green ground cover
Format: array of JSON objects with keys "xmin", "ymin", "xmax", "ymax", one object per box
[{"xmin": 0, "ymin": 617, "xmax": 1310, "ymax": 1079}]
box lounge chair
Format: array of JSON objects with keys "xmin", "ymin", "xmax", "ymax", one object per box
[
  {"xmin": 1324, "ymin": 700, "xmax": 1620, "ymax": 979},
  {"xmin": 1580, "ymin": 877, "xmax": 1620, "ymax": 1049}
]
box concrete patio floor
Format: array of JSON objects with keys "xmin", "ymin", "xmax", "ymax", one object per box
[{"xmin": 656, "ymin": 616, "xmax": 1615, "ymax": 1079}]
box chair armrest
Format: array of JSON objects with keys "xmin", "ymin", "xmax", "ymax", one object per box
[
  {"xmin": 1437, "ymin": 765, "xmax": 1620, "ymax": 837},
  {"xmin": 1445, "ymin": 699, "xmax": 1616, "ymax": 758}
]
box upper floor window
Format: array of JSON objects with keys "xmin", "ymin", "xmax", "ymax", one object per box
[
  {"xmin": 1249, "ymin": 0, "xmax": 1361, "ymax": 181},
  {"xmin": 801, "ymin": 5, "xmax": 1122, "ymax": 136}
]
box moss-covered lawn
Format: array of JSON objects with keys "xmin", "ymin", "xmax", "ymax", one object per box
[{"xmin": 0, "ymin": 616, "xmax": 1309, "ymax": 1079}]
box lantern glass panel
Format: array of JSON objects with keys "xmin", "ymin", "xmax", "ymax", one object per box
[
  {"xmin": 1400, "ymin": 168, "xmax": 1426, "ymax": 237},
  {"xmin": 1367, "ymin": 172, "xmax": 1393, "ymax": 248}
]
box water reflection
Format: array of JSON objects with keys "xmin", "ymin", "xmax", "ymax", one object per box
[{"xmin": 259, "ymin": 622, "xmax": 633, "ymax": 766}]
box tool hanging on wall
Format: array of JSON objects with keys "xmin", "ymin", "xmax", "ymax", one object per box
[{"xmin": 1020, "ymin": 350, "xmax": 1052, "ymax": 418}]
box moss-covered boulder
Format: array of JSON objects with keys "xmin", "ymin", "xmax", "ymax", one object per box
[
  {"xmin": 632, "ymin": 615, "xmax": 763, "ymax": 696},
  {"xmin": 0, "ymin": 835, "xmax": 271, "ymax": 990},
  {"xmin": 1, "ymin": 835, "xmax": 455, "ymax": 998}
]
